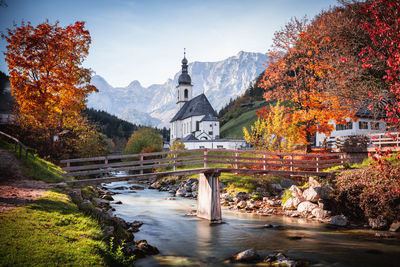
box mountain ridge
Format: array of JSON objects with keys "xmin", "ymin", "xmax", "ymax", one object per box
[{"xmin": 87, "ymin": 51, "xmax": 269, "ymax": 127}]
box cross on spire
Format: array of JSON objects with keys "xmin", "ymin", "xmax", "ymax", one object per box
[{"xmin": 184, "ymin": 48, "xmax": 186, "ymax": 58}]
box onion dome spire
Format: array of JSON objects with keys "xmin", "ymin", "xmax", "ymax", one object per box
[{"xmin": 178, "ymin": 48, "xmax": 191, "ymax": 85}]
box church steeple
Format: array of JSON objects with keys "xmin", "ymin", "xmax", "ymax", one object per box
[
  {"xmin": 178, "ymin": 48, "xmax": 191, "ymax": 85},
  {"xmin": 177, "ymin": 48, "xmax": 193, "ymax": 109}
]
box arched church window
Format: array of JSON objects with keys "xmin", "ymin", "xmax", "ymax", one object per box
[{"xmin": 184, "ymin": 89, "xmax": 188, "ymax": 99}]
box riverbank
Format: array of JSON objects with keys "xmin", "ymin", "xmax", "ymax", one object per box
[{"xmin": 0, "ymin": 141, "xmax": 139, "ymax": 266}]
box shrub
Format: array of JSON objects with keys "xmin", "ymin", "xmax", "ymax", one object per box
[
  {"xmin": 335, "ymin": 155, "xmax": 400, "ymax": 222},
  {"xmin": 281, "ymin": 189, "xmax": 292, "ymax": 205},
  {"xmin": 124, "ymin": 127, "xmax": 163, "ymax": 155}
]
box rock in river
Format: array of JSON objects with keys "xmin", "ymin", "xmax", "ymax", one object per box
[{"xmin": 232, "ymin": 248, "xmax": 260, "ymax": 262}]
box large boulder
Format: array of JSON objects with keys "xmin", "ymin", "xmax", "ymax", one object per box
[
  {"xmin": 221, "ymin": 193, "xmax": 233, "ymax": 202},
  {"xmin": 292, "ymin": 197, "xmax": 304, "ymax": 208},
  {"xmin": 137, "ymin": 240, "xmax": 159, "ymax": 255},
  {"xmin": 280, "ymin": 178, "xmax": 297, "ymax": 189},
  {"xmin": 319, "ymin": 184, "xmax": 333, "ymax": 200},
  {"xmin": 297, "ymin": 201, "xmax": 318, "ymax": 214},
  {"xmin": 234, "ymin": 192, "xmax": 249, "ymax": 201},
  {"xmin": 368, "ymin": 216, "xmax": 388, "ymax": 230},
  {"xmin": 175, "ymin": 188, "xmax": 186, "ymax": 197},
  {"xmin": 233, "ymin": 249, "xmax": 260, "ymax": 262},
  {"xmin": 289, "ymin": 185, "xmax": 303, "ymax": 198},
  {"xmin": 329, "ymin": 215, "xmax": 348, "ymax": 226},
  {"xmin": 389, "ymin": 221, "xmax": 400, "ymax": 232},
  {"xmin": 149, "ymin": 182, "xmax": 162, "ymax": 189},
  {"xmin": 282, "ymin": 197, "xmax": 295, "ymax": 210},
  {"xmin": 270, "ymin": 183, "xmax": 283, "ymax": 192},
  {"xmin": 311, "ymin": 207, "xmax": 329, "ymax": 219},
  {"xmin": 237, "ymin": 200, "xmax": 247, "ymax": 209},
  {"xmin": 308, "ymin": 177, "xmax": 321, "ymax": 188},
  {"xmin": 303, "ymin": 187, "xmax": 320, "ymax": 203}
]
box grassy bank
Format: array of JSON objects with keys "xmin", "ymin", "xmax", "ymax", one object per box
[
  {"xmin": 220, "ymin": 108, "xmax": 258, "ymax": 138},
  {"xmin": 0, "ymin": 190, "xmax": 106, "ymax": 266},
  {"xmin": 0, "ymin": 138, "xmax": 65, "ymax": 183}
]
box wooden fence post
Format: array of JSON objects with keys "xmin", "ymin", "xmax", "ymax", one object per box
[
  {"xmin": 140, "ymin": 155, "xmax": 144, "ymax": 174},
  {"xmin": 235, "ymin": 152, "xmax": 239, "ymax": 170},
  {"xmin": 316, "ymin": 155, "xmax": 319, "ymax": 172},
  {"xmin": 173, "ymin": 153, "xmax": 177, "ymax": 171},
  {"xmin": 204, "ymin": 149, "xmax": 208, "ymax": 168},
  {"xmin": 290, "ymin": 154, "xmax": 293, "ymax": 172},
  {"xmin": 263, "ymin": 153, "xmax": 267, "ymax": 175}
]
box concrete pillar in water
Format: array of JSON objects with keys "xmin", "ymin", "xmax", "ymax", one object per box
[{"xmin": 197, "ymin": 171, "xmax": 222, "ymax": 223}]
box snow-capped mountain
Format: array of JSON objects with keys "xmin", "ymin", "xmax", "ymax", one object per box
[{"xmin": 87, "ymin": 51, "xmax": 269, "ymax": 127}]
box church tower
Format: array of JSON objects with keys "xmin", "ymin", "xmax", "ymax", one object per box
[{"xmin": 177, "ymin": 49, "xmax": 193, "ymax": 109}]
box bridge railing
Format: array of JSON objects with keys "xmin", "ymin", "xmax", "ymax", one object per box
[{"xmin": 60, "ymin": 148, "xmax": 346, "ymax": 178}]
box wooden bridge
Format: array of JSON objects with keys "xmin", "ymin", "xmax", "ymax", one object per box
[{"xmin": 61, "ymin": 148, "xmax": 346, "ymax": 223}]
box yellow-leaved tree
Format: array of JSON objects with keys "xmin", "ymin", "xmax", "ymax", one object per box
[{"xmin": 243, "ymin": 101, "xmax": 304, "ymax": 152}]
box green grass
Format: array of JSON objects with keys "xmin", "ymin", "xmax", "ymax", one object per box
[
  {"xmin": 220, "ymin": 108, "xmax": 258, "ymax": 139},
  {"xmin": 0, "ymin": 138, "xmax": 66, "ymax": 183},
  {"xmin": 323, "ymin": 157, "xmax": 372, "ymax": 172},
  {"xmin": 0, "ymin": 190, "xmax": 107, "ymax": 267}
]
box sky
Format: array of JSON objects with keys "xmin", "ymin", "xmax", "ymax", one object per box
[{"xmin": 0, "ymin": 0, "xmax": 338, "ymax": 87}]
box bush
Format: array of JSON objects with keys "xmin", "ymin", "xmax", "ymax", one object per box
[
  {"xmin": 335, "ymin": 155, "xmax": 400, "ymax": 222},
  {"xmin": 124, "ymin": 127, "xmax": 163, "ymax": 155}
]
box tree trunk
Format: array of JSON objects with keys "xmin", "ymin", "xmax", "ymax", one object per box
[{"xmin": 306, "ymin": 132, "xmax": 312, "ymax": 153}]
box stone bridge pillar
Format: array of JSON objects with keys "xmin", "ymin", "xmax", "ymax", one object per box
[{"xmin": 197, "ymin": 171, "xmax": 222, "ymax": 223}]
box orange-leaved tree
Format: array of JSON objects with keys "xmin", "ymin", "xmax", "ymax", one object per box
[
  {"xmin": 243, "ymin": 101, "xmax": 305, "ymax": 152},
  {"xmin": 261, "ymin": 17, "xmax": 356, "ymax": 152},
  {"xmin": 2, "ymin": 20, "xmax": 98, "ymax": 158}
]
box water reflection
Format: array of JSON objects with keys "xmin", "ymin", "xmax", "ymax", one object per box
[{"xmin": 103, "ymin": 181, "xmax": 400, "ymax": 267}]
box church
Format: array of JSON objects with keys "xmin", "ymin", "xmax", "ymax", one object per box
[{"xmin": 170, "ymin": 52, "xmax": 247, "ymax": 150}]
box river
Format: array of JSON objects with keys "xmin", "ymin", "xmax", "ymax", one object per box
[{"xmin": 103, "ymin": 181, "xmax": 400, "ymax": 267}]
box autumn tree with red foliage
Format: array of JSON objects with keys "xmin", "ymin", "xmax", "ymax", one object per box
[
  {"xmin": 261, "ymin": 17, "xmax": 356, "ymax": 152},
  {"xmin": 2, "ymin": 21, "xmax": 103, "ymax": 159},
  {"xmin": 359, "ymin": 0, "xmax": 400, "ymax": 129}
]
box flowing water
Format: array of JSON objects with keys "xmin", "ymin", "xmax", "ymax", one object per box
[{"xmin": 103, "ymin": 181, "xmax": 400, "ymax": 267}]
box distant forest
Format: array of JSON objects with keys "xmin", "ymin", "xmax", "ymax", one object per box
[
  {"xmin": 85, "ymin": 108, "xmax": 169, "ymax": 141},
  {"xmin": 218, "ymin": 71, "xmax": 267, "ymax": 126}
]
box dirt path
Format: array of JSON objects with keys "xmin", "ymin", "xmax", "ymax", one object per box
[{"xmin": 0, "ymin": 148, "xmax": 51, "ymax": 213}]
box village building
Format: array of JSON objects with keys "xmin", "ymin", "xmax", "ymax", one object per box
[
  {"xmin": 315, "ymin": 107, "xmax": 387, "ymax": 147},
  {"xmin": 170, "ymin": 52, "xmax": 247, "ymax": 150}
]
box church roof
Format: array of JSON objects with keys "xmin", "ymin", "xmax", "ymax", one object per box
[
  {"xmin": 200, "ymin": 113, "xmax": 219, "ymax": 122},
  {"xmin": 181, "ymin": 134, "xmax": 199, "ymax": 141},
  {"xmin": 170, "ymin": 94, "xmax": 218, "ymax": 122}
]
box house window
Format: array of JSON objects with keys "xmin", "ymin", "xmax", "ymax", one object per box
[
  {"xmin": 184, "ymin": 89, "xmax": 188, "ymax": 99},
  {"xmin": 210, "ymin": 124, "xmax": 212, "ymax": 127},
  {"xmin": 209, "ymin": 131, "xmax": 213, "ymax": 136},
  {"xmin": 371, "ymin": 122, "xmax": 381, "ymax": 130},
  {"xmin": 336, "ymin": 122, "xmax": 353, "ymax": 131},
  {"xmin": 359, "ymin": 121, "xmax": 368, "ymax": 130},
  {"xmin": 199, "ymin": 146, "xmax": 205, "ymax": 149},
  {"xmin": 196, "ymin": 121, "xmax": 200, "ymax": 131},
  {"xmin": 217, "ymin": 145, "xmax": 224, "ymax": 149}
]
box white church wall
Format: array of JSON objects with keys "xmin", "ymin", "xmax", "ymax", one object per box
[{"xmin": 200, "ymin": 121, "xmax": 219, "ymax": 140}]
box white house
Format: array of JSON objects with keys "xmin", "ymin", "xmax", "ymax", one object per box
[
  {"xmin": 315, "ymin": 107, "xmax": 386, "ymax": 147},
  {"xmin": 170, "ymin": 52, "xmax": 247, "ymax": 150}
]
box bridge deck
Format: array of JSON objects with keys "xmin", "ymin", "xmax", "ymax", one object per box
[{"xmin": 65, "ymin": 167, "xmax": 332, "ymax": 186}]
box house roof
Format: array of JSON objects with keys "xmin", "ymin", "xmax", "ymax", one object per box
[
  {"xmin": 170, "ymin": 94, "xmax": 217, "ymax": 122},
  {"xmin": 355, "ymin": 103, "xmax": 386, "ymax": 119}
]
